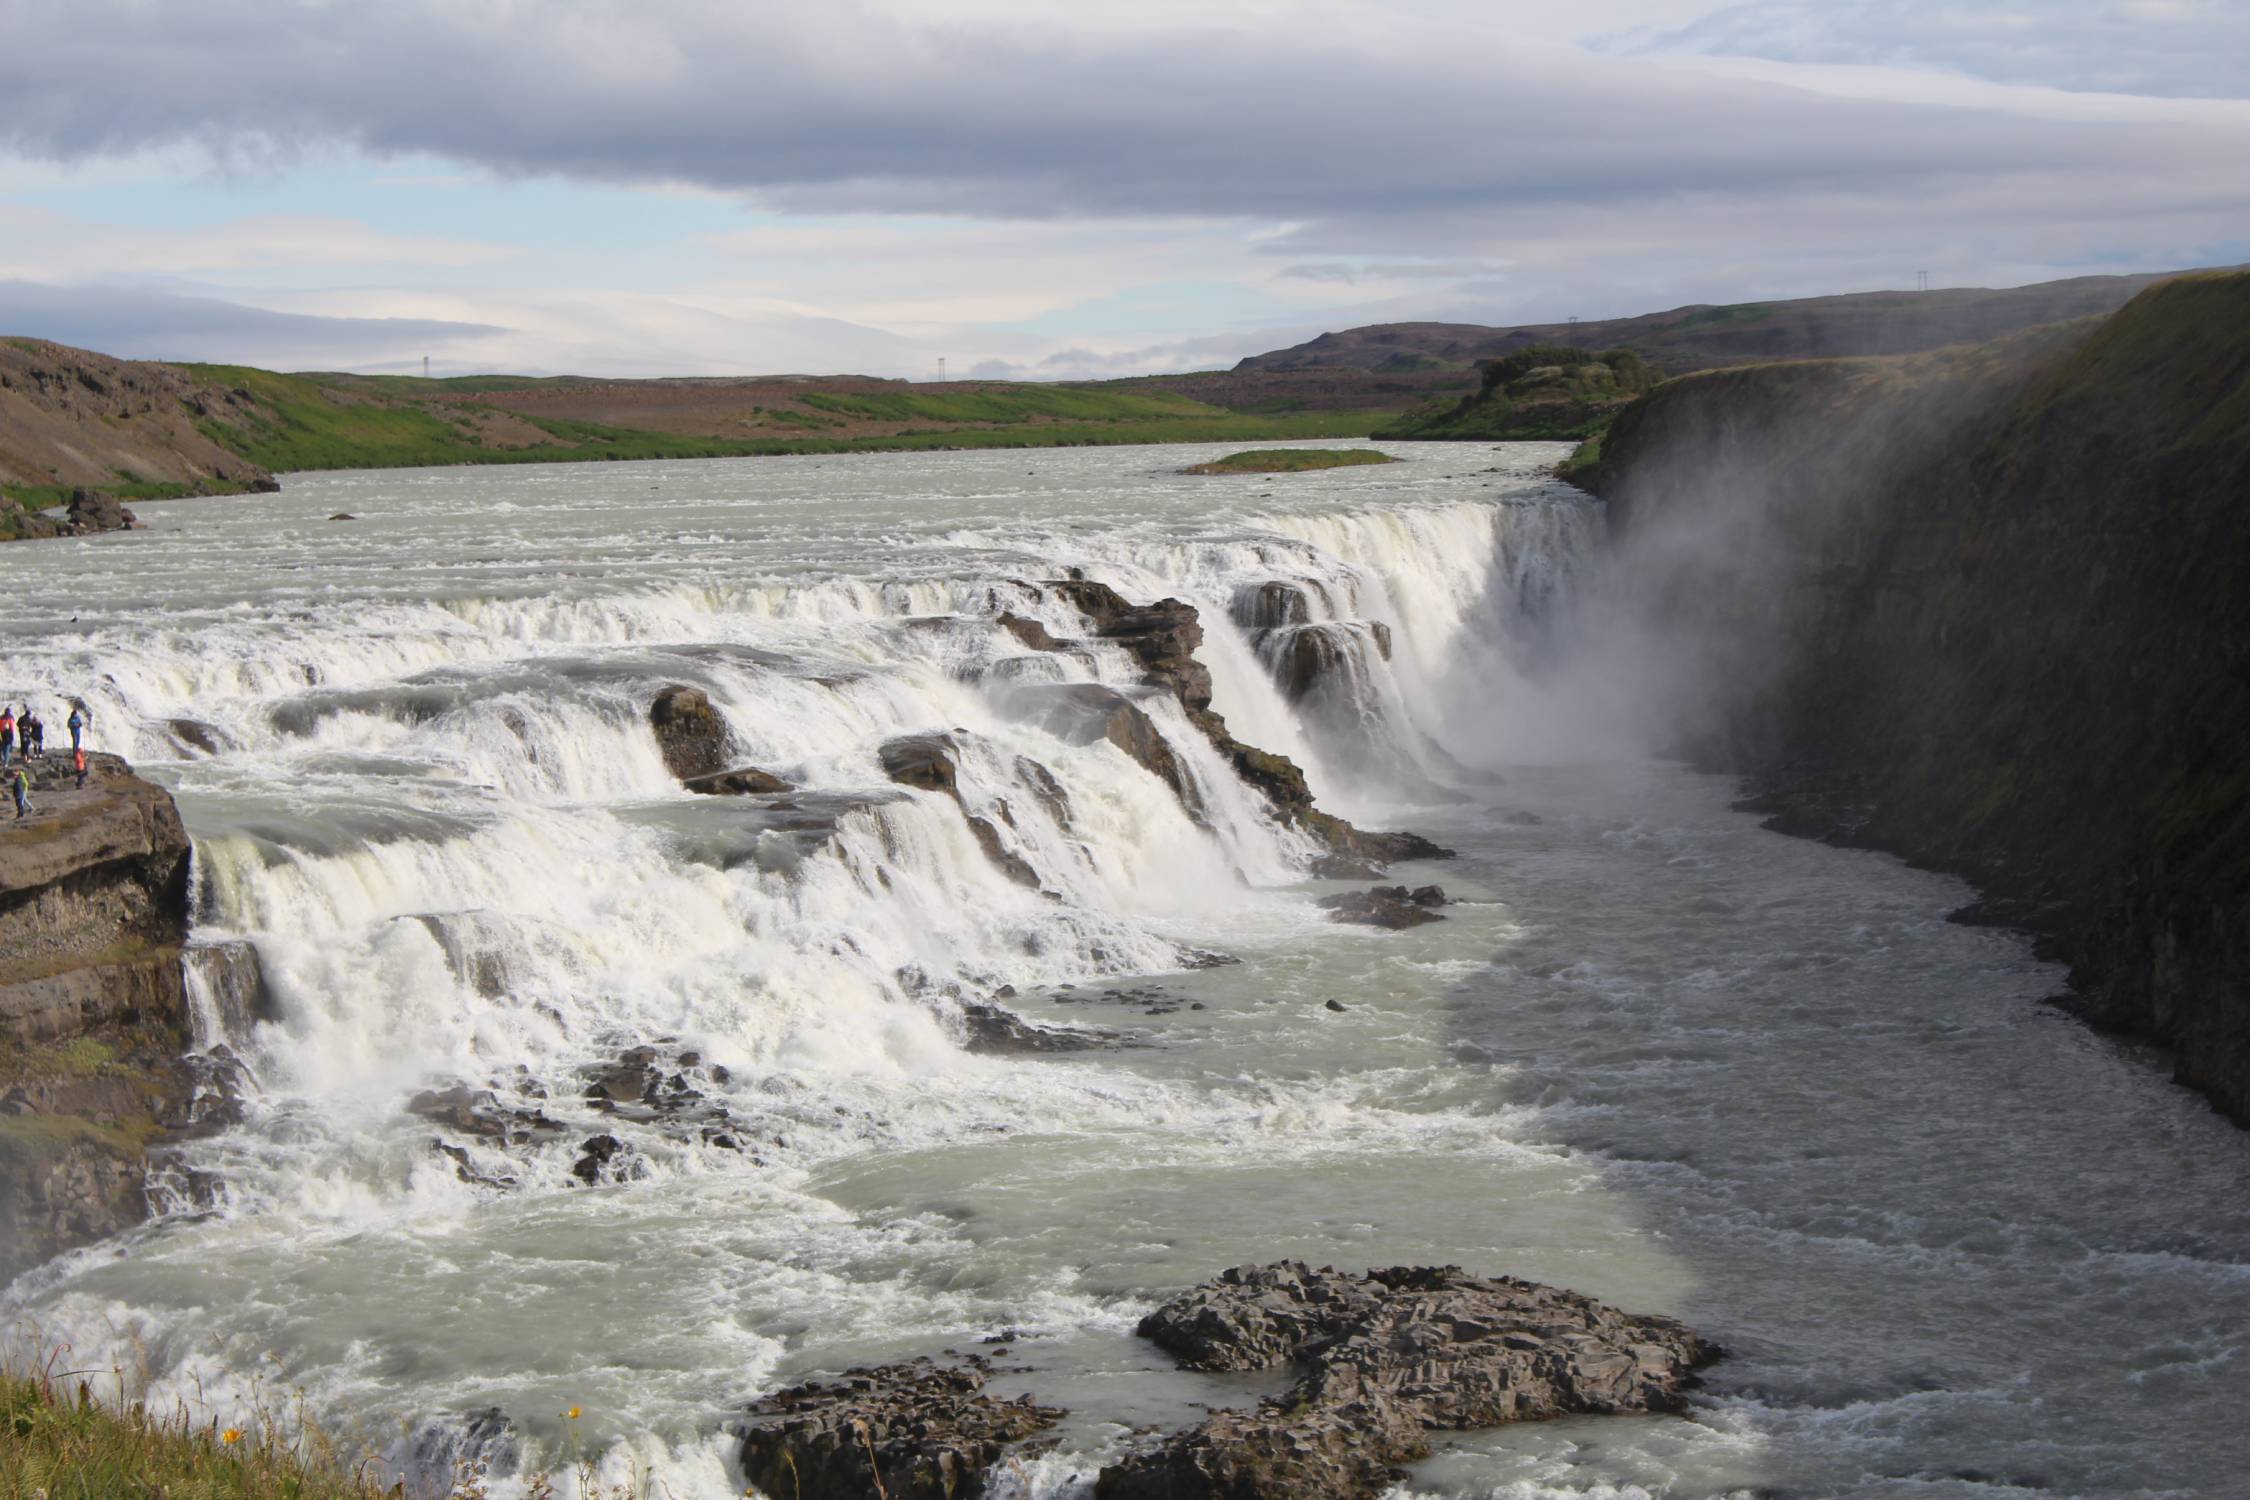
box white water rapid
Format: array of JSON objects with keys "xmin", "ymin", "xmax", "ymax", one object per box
[{"xmin": 1, "ymin": 441, "xmax": 2242, "ymax": 1500}]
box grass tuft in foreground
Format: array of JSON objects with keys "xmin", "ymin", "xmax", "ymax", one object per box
[
  {"xmin": 0, "ymin": 1369, "xmax": 390, "ymax": 1500},
  {"xmin": 0, "ymin": 1364, "xmax": 650, "ymax": 1500},
  {"xmin": 1182, "ymin": 447, "xmax": 1398, "ymax": 474}
]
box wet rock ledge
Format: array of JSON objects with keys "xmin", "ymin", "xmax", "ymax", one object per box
[
  {"xmin": 1099, "ymin": 1262, "xmax": 1714, "ymax": 1500},
  {"xmin": 741, "ymin": 1355, "xmax": 1065, "ymax": 1500},
  {"xmin": 737, "ymin": 1263, "xmax": 1713, "ymax": 1500},
  {"xmin": 0, "ymin": 753, "xmax": 198, "ymax": 1282}
]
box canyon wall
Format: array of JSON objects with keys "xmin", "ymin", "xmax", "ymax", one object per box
[{"xmin": 1594, "ymin": 272, "xmax": 2250, "ymax": 1122}]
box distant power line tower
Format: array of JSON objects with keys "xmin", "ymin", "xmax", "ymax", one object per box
[
  {"xmin": 1917, "ymin": 271, "xmax": 1930, "ymax": 292},
  {"xmin": 938, "ymin": 357, "xmax": 947, "ymax": 382},
  {"xmin": 423, "ymin": 355, "xmax": 430, "ymax": 378}
]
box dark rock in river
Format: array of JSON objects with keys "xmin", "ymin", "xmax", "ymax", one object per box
[
  {"xmin": 997, "ymin": 611, "xmax": 1064, "ymax": 652},
  {"xmin": 1316, "ymin": 886, "xmax": 1447, "ymax": 929},
  {"xmin": 570, "ymin": 1132, "xmax": 640, "ymax": 1186},
  {"xmin": 958, "ymin": 1001, "xmax": 1116, "ymax": 1054},
  {"xmin": 682, "ymin": 766, "xmax": 793, "ymax": 796},
  {"xmin": 165, "ymin": 718, "xmax": 229, "ymax": 757},
  {"xmin": 1096, "ymin": 1262, "xmax": 1712, "ymax": 1500},
  {"xmin": 878, "ymin": 732, "xmax": 961, "ymax": 795},
  {"xmin": 65, "ymin": 488, "xmax": 140, "ymax": 534},
  {"xmin": 409, "ymin": 1082, "xmax": 563, "ymax": 1147},
  {"xmin": 648, "ymin": 684, "xmax": 729, "ymax": 783},
  {"xmin": 740, "ymin": 1357, "xmax": 1065, "ymax": 1500}
]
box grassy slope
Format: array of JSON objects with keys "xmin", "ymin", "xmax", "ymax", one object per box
[
  {"xmin": 0, "ymin": 1373, "xmax": 393, "ymax": 1500},
  {"xmin": 1183, "ymin": 448, "xmax": 1397, "ymax": 473},
  {"xmin": 1378, "ymin": 346, "xmax": 1661, "ymax": 442},
  {"xmin": 175, "ymin": 364, "xmax": 1382, "ymax": 476}
]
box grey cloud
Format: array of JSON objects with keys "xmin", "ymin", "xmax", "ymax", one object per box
[
  {"xmin": 0, "ymin": 1, "xmax": 2241, "ymax": 229},
  {"xmin": 0, "ymin": 280, "xmax": 503, "ymax": 367},
  {"xmin": 1607, "ymin": 1, "xmax": 2250, "ymax": 100}
]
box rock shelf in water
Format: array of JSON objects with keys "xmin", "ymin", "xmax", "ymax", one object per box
[{"xmin": 1097, "ymin": 1262, "xmax": 1715, "ymax": 1500}]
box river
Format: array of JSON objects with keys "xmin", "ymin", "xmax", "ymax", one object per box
[{"xmin": 1, "ymin": 441, "xmax": 2242, "ymax": 1499}]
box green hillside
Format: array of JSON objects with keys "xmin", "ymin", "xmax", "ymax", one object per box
[{"xmin": 1377, "ymin": 346, "xmax": 1661, "ymax": 441}]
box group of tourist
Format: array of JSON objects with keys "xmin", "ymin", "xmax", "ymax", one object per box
[{"xmin": 0, "ymin": 701, "xmax": 90, "ymax": 819}]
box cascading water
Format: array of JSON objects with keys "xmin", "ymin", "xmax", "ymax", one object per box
[{"xmin": 2, "ymin": 442, "xmax": 2243, "ymax": 1500}]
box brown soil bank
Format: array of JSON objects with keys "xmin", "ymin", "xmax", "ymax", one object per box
[
  {"xmin": 1590, "ymin": 271, "xmax": 2250, "ymax": 1122},
  {"xmin": 0, "ymin": 339, "xmax": 277, "ymax": 498}
]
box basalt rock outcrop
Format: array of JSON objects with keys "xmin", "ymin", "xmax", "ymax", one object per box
[
  {"xmin": 1095, "ymin": 1262, "xmax": 1712, "ymax": 1500},
  {"xmin": 0, "ymin": 488, "xmax": 149, "ymax": 542},
  {"xmin": 1034, "ymin": 580, "xmax": 1451, "ymax": 869},
  {"xmin": 1317, "ymin": 884, "xmax": 1448, "ymax": 930},
  {"xmin": 649, "ymin": 684, "xmax": 794, "ymax": 797},
  {"xmin": 1593, "ymin": 271, "xmax": 2250, "ymax": 1123},
  {"xmin": 648, "ymin": 685, "xmax": 730, "ymax": 783},
  {"xmin": 739, "ymin": 1357, "xmax": 1066, "ymax": 1500},
  {"xmin": 0, "ymin": 753, "xmax": 198, "ymax": 1281}
]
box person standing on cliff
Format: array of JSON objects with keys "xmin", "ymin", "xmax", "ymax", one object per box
[
  {"xmin": 72, "ymin": 745, "xmax": 87, "ymax": 790},
  {"xmin": 66, "ymin": 703, "xmax": 84, "ymax": 752},
  {"xmin": 0, "ymin": 705, "xmax": 15, "ymax": 768},
  {"xmin": 26, "ymin": 710, "xmax": 42, "ymax": 760},
  {"xmin": 10, "ymin": 764, "xmax": 29, "ymax": 819}
]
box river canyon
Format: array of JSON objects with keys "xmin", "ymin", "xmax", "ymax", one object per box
[{"xmin": 1, "ymin": 439, "xmax": 2244, "ymax": 1499}]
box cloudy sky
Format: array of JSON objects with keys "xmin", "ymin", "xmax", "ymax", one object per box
[{"xmin": 1, "ymin": 0, "xmax": 2244, "ymax": 378}]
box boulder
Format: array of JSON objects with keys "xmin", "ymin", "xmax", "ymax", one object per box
[
  {"xmin": 682, "ymin": 766, "xmax": 793, "ymax": 796},
  {"xmin": 408, "ymin": 1083, "xmax": 562, "ymax": 1147},
  {"xmin": 958, "ymin": 1001, "xmax": 1115, "ymax": 1054},
  {"xmin": 165, "ymin": 718, "xmax": 228, "ymax": 757},
  {"xmin": 648, "ymin": 685, "xmax": 729, "ymax": 783},
  {"xmin": 1097, "ymin": 1263, "xmax": 1713, "ymax": 1500},
  {"xmin": 65, "ymin": 488, "xmax": 138, "ymax": 534},
  {"xmin": 570, "ymin": 1132, "xmax": 639, "ymax": 1185},
  {"xmin": 1315, "ymin": 887, "xmax": 1446, "ymax": 929},
  {"xmin": 878, "ymin": 733, "xmax": 960, "ymax": 795},
  {"xmin": 997, "ymin": 612, "xmax": 1064, "ymax": 652},
  {"xmin": 740, "ymin": 1358, "xmax": 1065, "ymax": 1500}
]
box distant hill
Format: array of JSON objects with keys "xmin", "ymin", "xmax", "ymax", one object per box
[
  {"xmin": 0, "ymin": 341, "xmax": 1384, "ymax": 528},
  {"xmin": 1233, "ymin": 271, "xmax": 2202, "ymax": 383}
]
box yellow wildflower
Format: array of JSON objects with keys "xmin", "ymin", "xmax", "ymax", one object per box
[
  {"xmin": 565, "ymin": 1406, "xmax": 581, "ymax": 1421},
  {"xmin": 221, "ymin": 1427, "xmax": 243, "ymax": 1446}
]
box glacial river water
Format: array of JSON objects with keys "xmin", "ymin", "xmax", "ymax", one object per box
[{"xmin": 1, "ymin": 442, "xmax": 2243, "ymax": 1499}]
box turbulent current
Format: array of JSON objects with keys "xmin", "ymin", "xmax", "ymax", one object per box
[{"xmin": 2, "ymin": 441, "xmax": 2244, "ymax": 1498}]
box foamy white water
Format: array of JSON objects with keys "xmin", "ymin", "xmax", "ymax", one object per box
[{"xmin": 0, "ymin": 441, "xmax": 2242, "ymax": 1500}]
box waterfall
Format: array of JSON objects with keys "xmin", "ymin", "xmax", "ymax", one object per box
[{"xmin": 0, "ymin": 453, "xmax": 1602, "ymax": 1494}]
